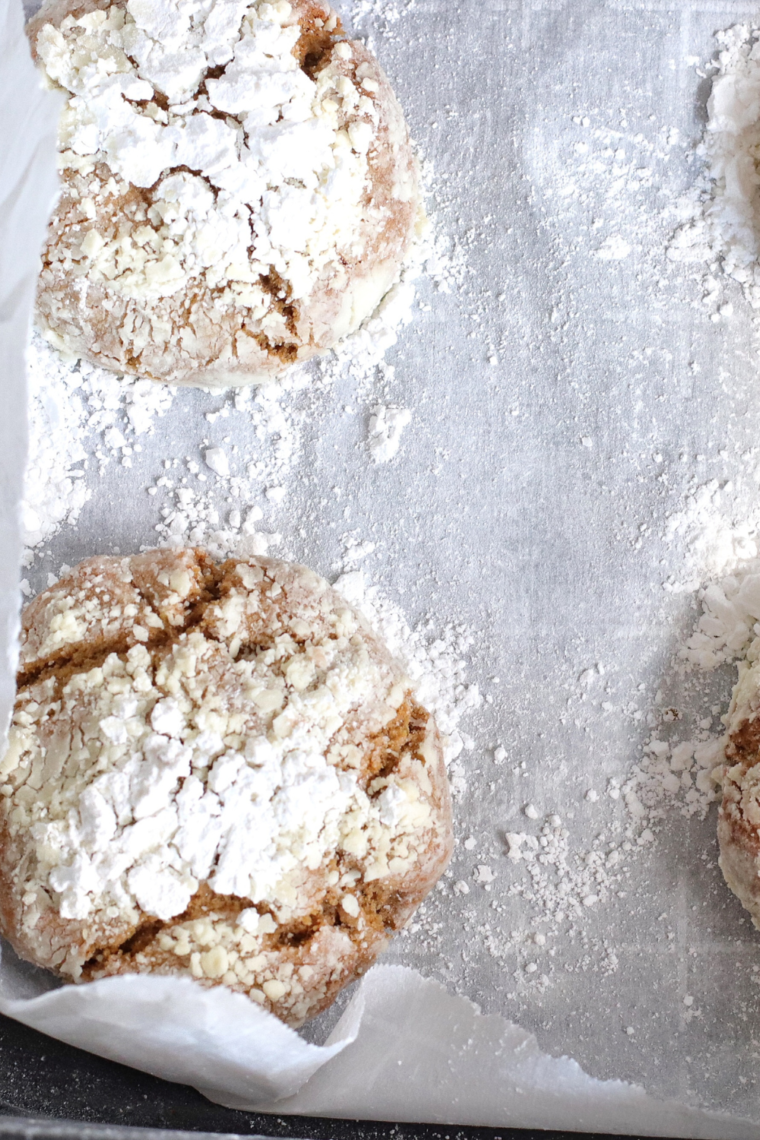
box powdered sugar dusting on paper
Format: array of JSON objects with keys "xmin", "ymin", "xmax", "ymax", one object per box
[
  {"xmin": 488, "ymin": 540, "xmax": 760, "ymax": 953},
  {"xmin": 23, "ymin": 331, "xmax": 174, "ymax": 566},
  {"xmin": 661, "ymin": 479, "xmax": 760, "ymax": 593},
  {"xmin": 390, "ymin": 15, "xmax": 760, "ymax": 1002},
  {"xmin": 366, "ymin": 404, "xmax": 411, "ymax": 463},
  {"xmin": 334, "ymin": 568, "xmax": 482, "ymax": 765},
  {"xmin": 616, "ymin": 555, "xmax": 760, "ymax": 853}
]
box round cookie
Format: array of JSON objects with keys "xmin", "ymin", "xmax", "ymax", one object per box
[
  {"xmin": 28, "ymin": 0, "xmax": 421, "ymax": 387},
  {"xmin": 0, "ymin": 550, "xmax": 452, "ymax": 1026}
]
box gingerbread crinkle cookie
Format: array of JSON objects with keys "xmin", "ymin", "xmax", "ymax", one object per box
[
  {"xmin": 27, "ymin": 0, "xmax": 422, "ymax": 386},
  {"xmin": 0, "ymin": 550, "xmax": 452, "ymax": 1025}
]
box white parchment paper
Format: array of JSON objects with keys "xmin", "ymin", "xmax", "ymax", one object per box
[
  {"xmin": 0, "ymin": 942, "xmax": 757, "ymax": 1138},
  {"xmin": 262, "ymin": 967, "xmax": 758, "ymax": 1138},
  {"xmin": 9, "ymin": 0, "xmax": 760, "ymax": 1132},
  {"xmin": 0, "ymin": 0, "xmax": 58, "ymax": 747}
]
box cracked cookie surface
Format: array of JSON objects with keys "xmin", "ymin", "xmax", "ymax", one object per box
[
  {"xmin": 28, "ymin": 0, "xmax": 421, "ymax": 387},
  {"xmin": 0, "ymin": 549, "xmax": 452, "ymax": 1025}
]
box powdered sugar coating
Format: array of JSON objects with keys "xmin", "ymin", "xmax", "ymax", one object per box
[
  {"xmin": 28, "ymin": 0, "xmax": 421, "ymax": 386},
  {"xmin": 0, "ymin": 549, "xmax": 451, "ymax": 1024}
]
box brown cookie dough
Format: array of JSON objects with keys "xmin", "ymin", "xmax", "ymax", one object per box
[
  {"xmin": 0, "ymin": 550, "xmax": 452, "ymax": 1026},
  {"xmin": 28, "ymin": 0, "xmax": 421, "ymax": 387}
]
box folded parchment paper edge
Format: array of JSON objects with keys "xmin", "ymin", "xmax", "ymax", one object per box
[{"xmin": 0, "ymin": 955, "xmax": 755, "ymax": 1139}]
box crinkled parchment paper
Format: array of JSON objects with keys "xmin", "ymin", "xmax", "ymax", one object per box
[
  {"xmin": 9, "ymin": 0, "xmax": 760, "ymax": 1131},
  {"xmin": 0, "ymin": 945, "xmax": 755, "ymax": 1136}
]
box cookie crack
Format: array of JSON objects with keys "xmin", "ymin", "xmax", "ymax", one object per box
[
  {"xmin": 17, "ymin": 551, "xmax": 224, "ymax": 690},
  {"xmin": 16, "ymin": 631, "xmax": 174, "ymax": 693},
  {"xmin": 81, "ymin": 885, "xmax": 259, "ymax": 975}
]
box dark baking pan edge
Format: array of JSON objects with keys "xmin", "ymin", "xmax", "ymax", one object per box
[{"xmin": 0, "ymin": 1116, "xmax": 680, "ymax": 1140}]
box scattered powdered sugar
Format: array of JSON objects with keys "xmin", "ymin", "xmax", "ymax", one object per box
[
  {"xmin": 594, "ymin": 234, "xmax": 631, "ymax": 261},
  {"xmin": 148, "ymin": 373, "xmax": 310, "ymax": 557},
  {"xmin": 320, "ymin": 176, "xmax": 463, "ymax": 398},
  {"xmin": 333, "ymin": 568, "xmax": 482, "ymax": 766},
  {"xmin": 680, "ymin": 558, "xmax": 760, "ymax": 670},
  {"xmin": 366, "ymin": 404, "xmax": 411, "ymax": 463},
  {"xmin": 469, "ymin": 547, "xmax": 760, "ymax": 950},
  {"xmin": 661, "ymin": 478, "xmax": 760, "ymax": 593},
  {"xmin": 154, "ymin": 485, "xmax": 283, "ymax": 560},
  {"xmin": 24, "ymin": 336, "xmax": 89, "ymax": 553},
  {"xmin": 22, "ymin": 331, "xmax": 174, "ymax": 564},
  {"xmin": 503, "ymin": 813, "xmax": 622, "ymax": 925},
  {"xmin": 611, "ymin": 550, "xmax": 760, "ymax": 844},
  {"xmin": 628, "ymin": 733, "xmax": 724, "ymax": 825},
  {"xmin": 203, "ymin": 448, "xmax": 230, "ymax": 479}
]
